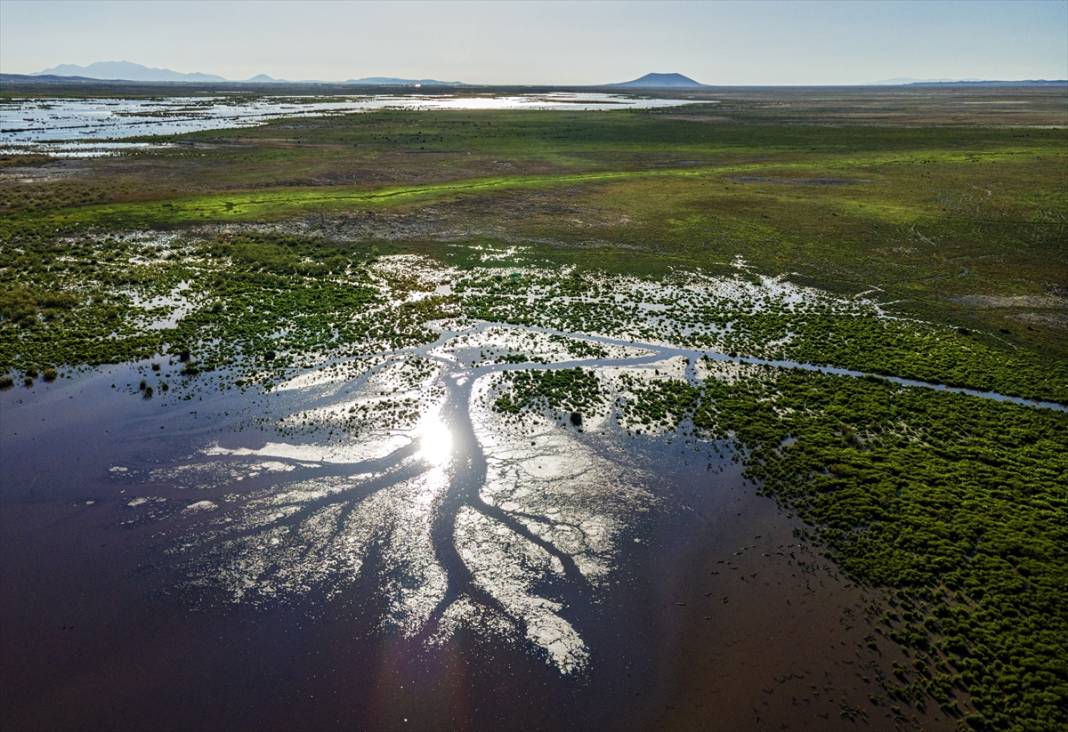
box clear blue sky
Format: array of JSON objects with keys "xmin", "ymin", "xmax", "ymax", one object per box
[{"xmin": 1, "ymin": 0, "xmax": 1066, "ymax": 84}]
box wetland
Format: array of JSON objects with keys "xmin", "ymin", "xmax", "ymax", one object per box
[{"xmin": 1, "ymin": 84, "xmax": 1066, "ymax": 731}]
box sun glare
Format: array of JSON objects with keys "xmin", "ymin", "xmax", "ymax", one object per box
[{"xmin": 416, "ymin": 411, "xmax": 453, "ymax": 467}]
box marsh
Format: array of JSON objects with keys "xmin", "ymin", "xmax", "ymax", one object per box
[{"xmin": 1, "ymin": 60, "xmax": 1066, "ymax": 732}]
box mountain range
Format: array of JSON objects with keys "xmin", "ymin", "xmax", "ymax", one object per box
[
  {"xmin": 22, "ymin": 62, "xmax": 1064, "ymax": 88},
  {"xmin": 344, "ymin": 76, "xmax": 462, "ymax": 86},
  {"xmin": 31, "ymin": 61, "xmax": 461, "ymax": 86},
  {"xmin": 31, "ymin": 61, "xmax": 701, "ymax": 88},
  {"xmin": 872, "ymin": 77, "xmax": 1066, "ymax": 86},
  {"xmin": 35, "ymin": 61, "xmax": 226, "ymax": 83}
]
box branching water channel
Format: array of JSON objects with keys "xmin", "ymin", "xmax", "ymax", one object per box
[{"xmin": 128, "ymin": 313, "xmax": 1065, "ymax": 676}]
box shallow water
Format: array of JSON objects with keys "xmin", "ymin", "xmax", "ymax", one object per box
[
  {"xmin": 0, "ymin": 358, "xmax": 921, "ymax": 730},
  {"xmin": 0, "ymin": 93, "xmax": 700, "ymax": 155},
  {"xmin": 1, "ymin": 253, "xmax": 1005, "ymax": 730}
]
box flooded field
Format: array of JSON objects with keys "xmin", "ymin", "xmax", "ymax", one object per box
[
  {"xmin": 0, "ymin": 375, "xmax": 901, "ymax": 730},
  {"xmin": 2, "ymin": 87, "xmax": 1066, "ymax": 731},
  {"xmin": 5, "ymin": 238, "xmax": 1065, "ymax": 729},
  {"xmin": 1, "ymin": 252, "xmax": 934, "ymax": 729},
  {"xmin": 0, "ymin": 93, "xmax": 699, "ymax": 155}
]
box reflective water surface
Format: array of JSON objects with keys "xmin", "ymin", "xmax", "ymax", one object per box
[
  {"xmin": 1, "ymin": 252, "xmax": 981, "ymax": 730},
  {"xmin": 0, "ymin": 360, "xmax": 903, "ymax": 730},
  {"xmin": 0, "ymin": 93, "xmax": 701, "ymax": 154}
]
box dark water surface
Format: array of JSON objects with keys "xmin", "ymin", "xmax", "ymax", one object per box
[{"xmin": 1, "ymin": 365, "xmax": 936, "ymax": 731}]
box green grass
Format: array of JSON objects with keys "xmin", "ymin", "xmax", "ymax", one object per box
[{"xmin": 5, "ymin": 111, "xmax": 1064, "ymax": 368}]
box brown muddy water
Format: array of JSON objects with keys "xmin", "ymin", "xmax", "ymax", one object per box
[{"xmin": 1, "ymin": 358, "xmax": 939, "ymax": 731}]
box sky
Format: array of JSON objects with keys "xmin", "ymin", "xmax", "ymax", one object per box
[{"xmin": 1, "ymin": 0, "xmax": 1066, "ymax": 85}]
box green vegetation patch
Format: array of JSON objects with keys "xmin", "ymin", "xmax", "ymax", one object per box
[
  {"xmin": 631, "ymin": 369, "xmax": 1068, "ymax": 730},
  {"xmin": 493, "ymin": 367, "xmax": 604, "ymax": 419},
  {"xmin": 0, "ymin": 232, "xmax": 452, "ymax": 383}
]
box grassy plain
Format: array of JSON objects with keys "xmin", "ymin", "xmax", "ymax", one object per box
[{"xmin": 4, "ymin": 89, "xmax": 1066, "ymax": 357}]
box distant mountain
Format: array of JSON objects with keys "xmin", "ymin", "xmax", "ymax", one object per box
[
  {"xmin": 872, "ymin": 77, "xmax": 982, "ymax": 85},
  {"xmin": 907, "ymin": 79, "xmax": 1067, "ymax": 87},
  {"xmin": 25, "ymin": 61, "xmax": 470, "ymax": 86},
  {"xmin": 3, "ymin": 73, "xmax": 93, "ymax": 83},
  {"xmin": 873, "ymin": 77, "xmax": 1067, "ymax": 87},
  {"xmin": 34, "ymin": 61, "xmax": 225, "ymax": 82},
  {"xmin": 344, "ymin": 77, "xmax": 463, "ymax": 86},
  {"xmin": 613, "ymin": 72, "xmax": 704, "ymax": 88}
]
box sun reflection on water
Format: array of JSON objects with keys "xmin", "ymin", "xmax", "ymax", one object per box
[{"xmin": 416, "ymin": 410, "xmax": 453, "ymax": 467}]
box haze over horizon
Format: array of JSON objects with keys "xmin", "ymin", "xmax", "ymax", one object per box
[{"xmin": 2, "ymin": 0, "xmax": 1066, "ymax": 86}]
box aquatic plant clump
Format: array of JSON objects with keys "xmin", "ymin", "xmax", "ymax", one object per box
[{"xmin": 626, "ymin": 369, "xmax": 1068, "ymax": 730}]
